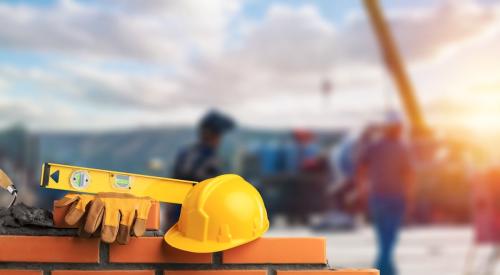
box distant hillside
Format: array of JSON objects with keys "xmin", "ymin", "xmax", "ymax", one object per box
[
  {"xmin": 38, "ymin": 128, "xmax": 197, "ymax": 176},
  {"xmin": 1, "ymin": 125, "xmax": 343, "ymax": 178},
  {"xmin": 38, "ymin": 127, "xmax": 343, "ymax": 176},
  {"xmin": 0, "ymin": 126, "xmax": 343, "ymax": 208}
]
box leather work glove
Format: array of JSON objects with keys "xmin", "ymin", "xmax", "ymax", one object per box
[
  {"xmin": 54, "ymin": 193, "xmax": 96, "ymax": 226},
  {"xmin": 84, "ymin": 193, "xmax": 153, "ymax": 244},
  {"xmin": 55, "ymin": 192, "xmax": 153, "ymax": 244}
]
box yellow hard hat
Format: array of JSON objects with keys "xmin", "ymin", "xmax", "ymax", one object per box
[{"xmin": 164, "ymin": 174, "xmax": 269, "ymax": 253}]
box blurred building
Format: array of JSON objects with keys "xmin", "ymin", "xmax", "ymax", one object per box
[{"xmin": 0, "ymin": 126, "xmax": 39, "ymax": 206}]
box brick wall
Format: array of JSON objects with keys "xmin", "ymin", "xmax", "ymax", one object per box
[
  {"xmin": 0, "ymin": 235, "xmax": 377, "ymax": 275},
  {"xmin": 0, "ymin": 201, "xmax": 378, "ymax": 275}
]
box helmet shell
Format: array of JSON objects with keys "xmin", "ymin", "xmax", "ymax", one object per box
[{"xmin": 164, "ymin": 174, "xmax": 269, "ymax": 253}]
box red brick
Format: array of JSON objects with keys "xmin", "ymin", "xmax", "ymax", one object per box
[
  {"xmin": 223, "ymin": 237, "xmax": 326, "ymax": 264},
  {"xmin": 53, "ymin": 271, "xmax": 155, "ymax": 275},
  {"xmin": 277, "ymin": 270, "xmax": 379, "ymax": 275},
  {"xmin": 110, "ymin": 237, "xmax": 212, "ymax": 263},
  {"xmin": 165, "ymin": 271, "xmax": 266, "ymax": 275},
  {"xmin": 0, "ymin": 236, "xmax": 99, "ymax": 263},
  {"xmin": 53, "ymin": 200, "xmax": 160, "ymax": 230},
  {"xmin": 0, "ymin": 271, "xmax": 42, "ymax": 275}
]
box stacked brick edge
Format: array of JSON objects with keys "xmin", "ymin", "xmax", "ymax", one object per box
[{"xmin": 0, "ymin": 202, "xmax": 378, "ymax": 275}]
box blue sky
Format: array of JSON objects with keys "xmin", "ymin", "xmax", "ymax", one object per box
[{"xmin": 0, "ymin": 0, "xmax": 499, "ymax": 137}]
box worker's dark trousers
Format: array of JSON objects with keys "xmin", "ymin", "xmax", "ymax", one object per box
[{"xmin": 370, "ymin": 196, "xmax": 405, "ymax": 275}]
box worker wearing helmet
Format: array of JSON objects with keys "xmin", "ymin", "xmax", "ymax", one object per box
[
  {"xmin": 173, "ymin": 110, "xmax": 235, "ymax": 182},
  {"xmin": 168, "ymin": 110, "xmax": 235, "ymax": 226},
  {"xmin": 356, "ymin": 111, "xmax": 414, "ymax": 275}
]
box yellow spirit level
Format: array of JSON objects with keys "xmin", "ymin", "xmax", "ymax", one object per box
[{"xmin": 40, "ymin": 163, "xmax": 196, "ymax": 204}]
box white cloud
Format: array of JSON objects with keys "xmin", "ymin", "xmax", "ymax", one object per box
[
  {"xmin": 0, "ymin": 0, "xmax": 242, "ymax": 63},
  {"xmin": 1, "ymin": 0, "xmax": 500, "ymax": 131},
  {"xmin": 339, "ymin": 0, "xmax": 498, "ymax": 65},
  {"xmin": 240, "ymin": 5, "xmax": 336, "ymax": 74}
]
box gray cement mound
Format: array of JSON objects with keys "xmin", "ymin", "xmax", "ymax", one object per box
[{"xmin": 0, "ymin": 203, "xmax": 54, "ymax": 235}]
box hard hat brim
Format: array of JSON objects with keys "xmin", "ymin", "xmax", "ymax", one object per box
[{"xmin": 164, "ymin": 222, "xmax": 269, "ymax": 253}]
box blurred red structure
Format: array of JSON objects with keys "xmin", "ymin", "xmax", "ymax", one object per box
[{"xmin": 473, "ymin": 168, "xmax": 500, "ymax": 243}]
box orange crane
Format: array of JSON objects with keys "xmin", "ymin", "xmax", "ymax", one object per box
[{"xmin": 363, "ymin": 0, "xmax": 427, "ymax": 136}]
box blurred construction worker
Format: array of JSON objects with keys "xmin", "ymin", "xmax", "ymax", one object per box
[
  {"xmin": 356, "ymin": 112, "xmax": 414, "ymax": 275},
  {"xmin": 291, "ymin": 129, "xmax": 320, "ymax": 172},
  {"xmin": 167, "ymin": 110, "xmax": 235, "ymax": 226},
  {"xmin": 173, "ymin": 110, "xmax": 235, "ymax": 181}
]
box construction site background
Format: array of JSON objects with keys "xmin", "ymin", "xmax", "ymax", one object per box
[{"xmin": 2, "ymin": 0, "xmax": 500, "ymax": 275}]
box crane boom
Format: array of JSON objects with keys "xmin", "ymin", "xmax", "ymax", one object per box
[{"xmin": 363, "ymin": 0, "xmax": 426, "ymax": 134}]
